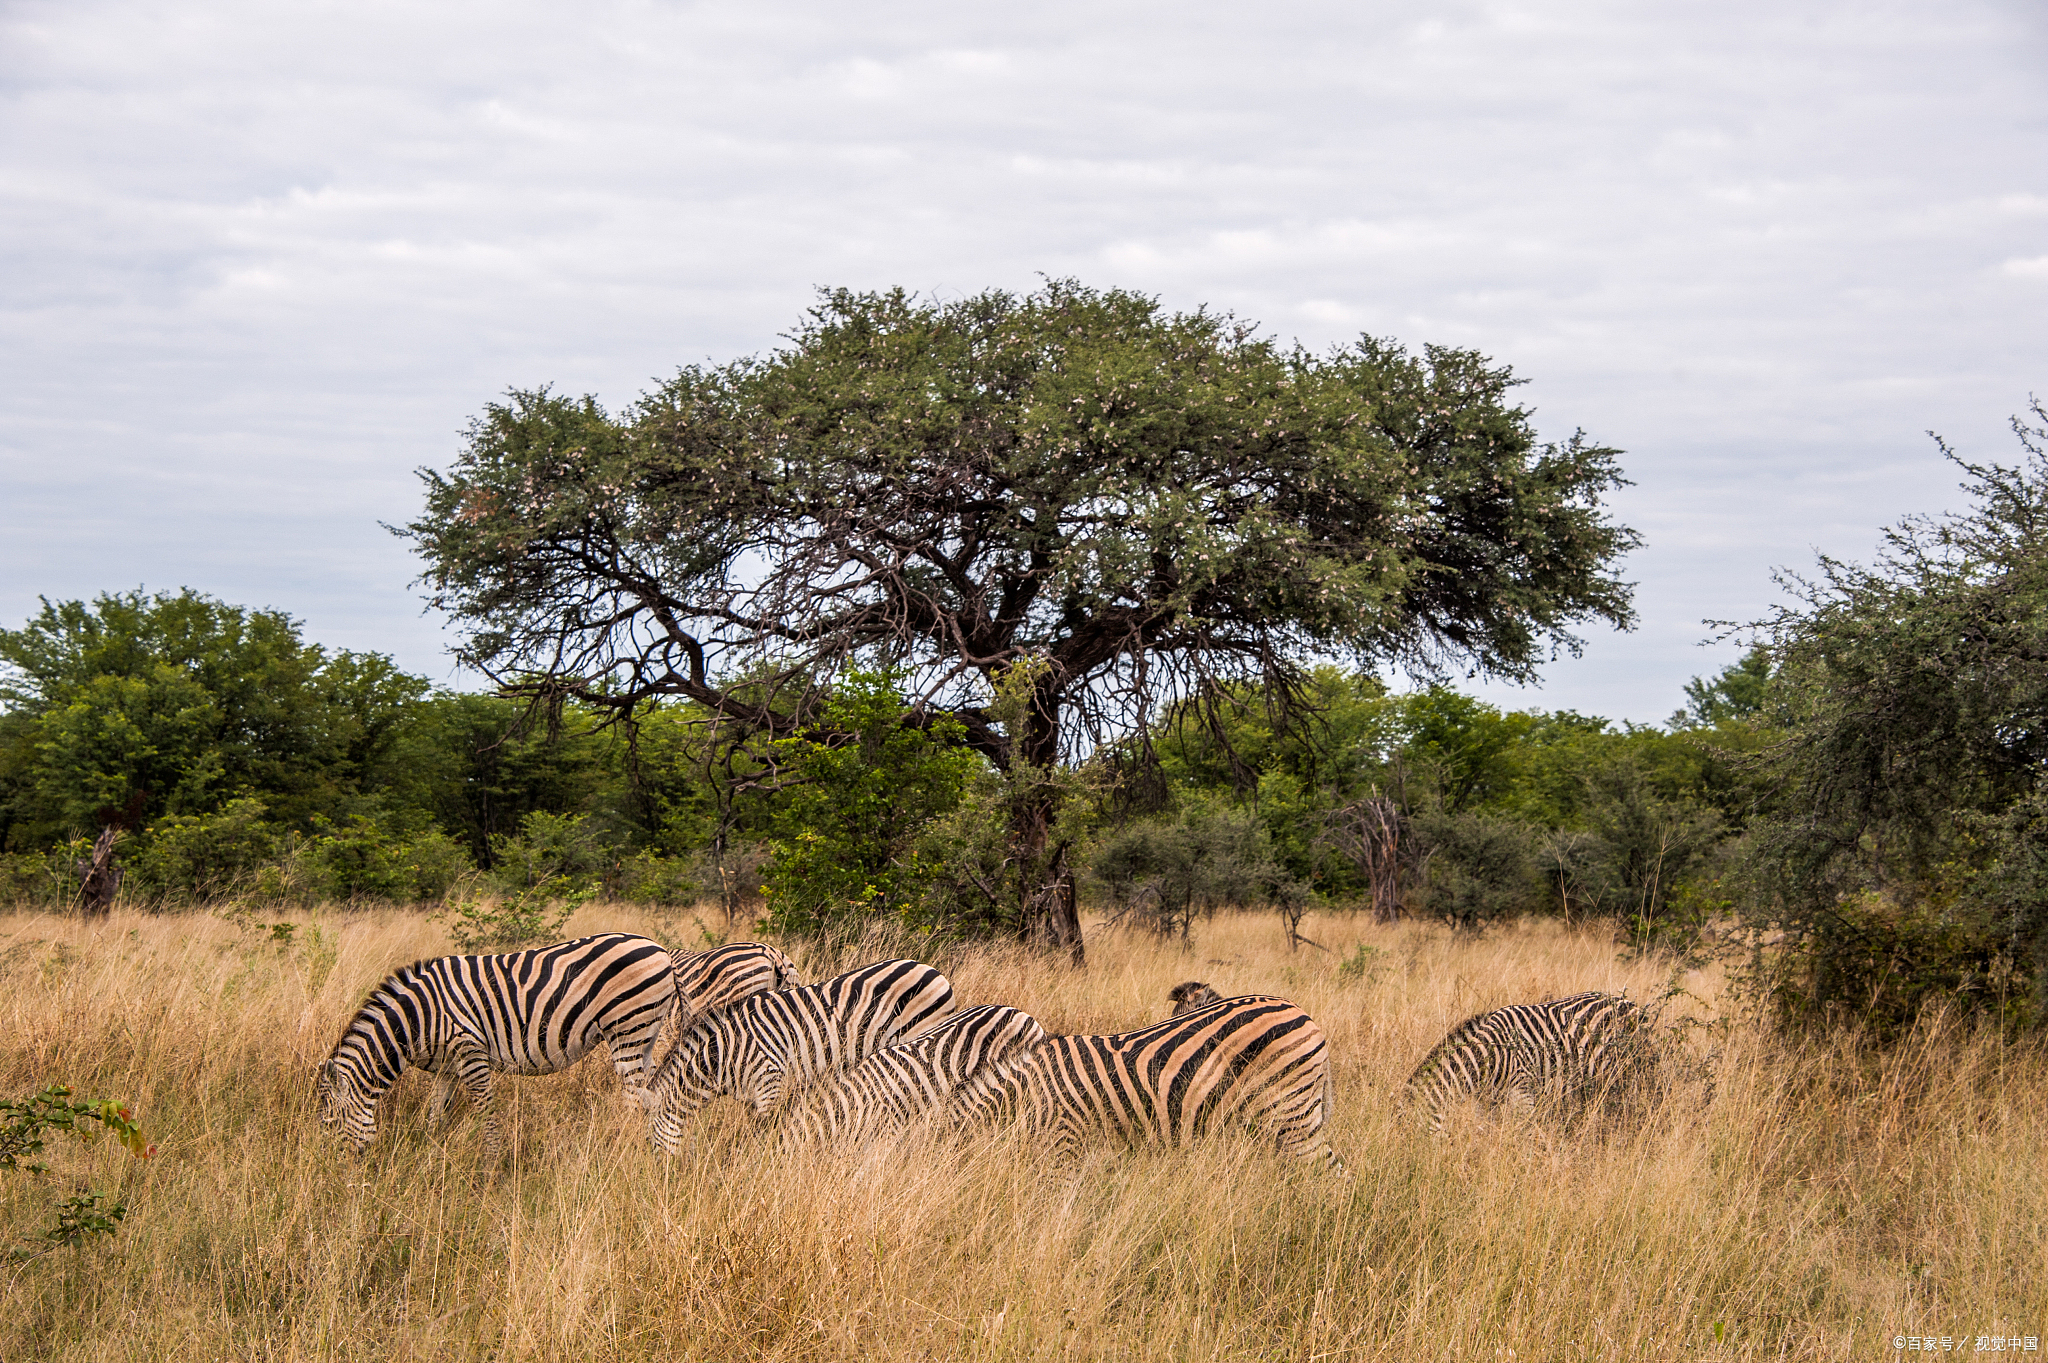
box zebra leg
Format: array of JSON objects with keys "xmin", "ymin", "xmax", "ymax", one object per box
[
  {"xmin": 445, "ymin": 1037, "xmax": 502, "ymax": 1158},
  {"xmin": 424, "ymin": 1070, "xmax": 461, "ymax": 1127}
]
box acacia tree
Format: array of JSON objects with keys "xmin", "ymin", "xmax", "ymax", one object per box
[{"xmin": 404, "ymin": 282, "xmax": 1637, "ymax": 960}]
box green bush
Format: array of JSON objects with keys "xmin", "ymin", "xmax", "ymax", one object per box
[
  {"xmin": 0, "ymin": 850, "xmax": 65, "ymax": 907},
  {"xmin": 485, "ymin": 810, "xmax": 607, "ymax": 895},
  {"xmin": 2, "ymin": 1083, "xmax": 152, "ymax": 1263},
  {"xmin": 761, "ymin": 672, "xmax": 979, "ymax": 940},
  {"xmin": 130, "ymin": 797, "xmax": 281, "ymax": 901},
  {"xmin": 1408, "ymin": 807, "xmax": 1540, "ymax": 928},
  {"xmin": 301, "ymin": 814, "xmax": 474, "ymax": 903},
  {"xmin": 1087, "ymin": 802, "xmax": 1308, "ymax": 940},
  {"xmin": 1755, "ymin": 889, "xmax": 2034, "ymax": 1040},
  {"xmin": 437, "ymin": 884, "xmax": 587, "ymax": 952}
]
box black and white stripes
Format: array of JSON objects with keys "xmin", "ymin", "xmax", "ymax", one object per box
[
  {"xmin": 318, "ymin": 934, "xmax": 1352, "ymax": 1172},
  {"xmin": 952, "ymin": 994, "xmax": 1346, "ymax": 1173},
  {"xmin": 668, "ymin": 941, "xmax": 802, "ymax": 1031},
  {"xmin": 777, "ymin": 1004, "xmax": 1046, "ymax": 1147},
  {"xmin": 1404, "ymin": 990, "xmax": 1654, "ymax": 1130},
  {"xmin": 644, "ymin": 958, "xmax": 957, "ymax": 1154},
  {"xmin": 316, "ymin": 932, "xmax": 679, "ymax": 1154}
]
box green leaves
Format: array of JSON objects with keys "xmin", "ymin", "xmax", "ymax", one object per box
[
  {"xmin": 0, "ymin": 588, "xmax": 433, "ymax": 854},
  {"xmin": 1741, "ymin": 398, "xmax": 2048, "ymax": 1034},
  {"xmin": 2, "ymin": 1084, "xmax": 152, "ymax": 1263},
  {"xmin": 404, "ymin": 281, "xmax": 1636, "ymax": 754},
  {"xmin": 402, "ymin": 280, "xmax": 1638, "ymax": 952},
  {"xmin": 760, "ymin": 670, "xmax": 980, "ymax": 938}
]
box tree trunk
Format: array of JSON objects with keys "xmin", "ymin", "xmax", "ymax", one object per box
[
  {"xmin": 1322, "ymin": 794, "xmax": 1407, "ymax": 923},
  {"xmin": 1010, "ymin": 674, "xmax": 1085, "ymax": 964},
  {"xmin": 75, "ymin": 826, "xmax": 123, "ymax": 918},
  {"xmin": 1011, "ymin": 790, "xmax": 1084, "ymax": 964}
]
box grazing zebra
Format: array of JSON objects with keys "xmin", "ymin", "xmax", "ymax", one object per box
[
  {"xmin": 1167, "ymin": 981, "xmax": 1222, "ymax": 1015},
  {"xmin": 665, "ymin": 940, "xmax": 802, "ymax": 1033},
  {"xmin": 951, "ymin": 995, "xmax": 1346, "ymax": 1174},
  {"xmin": 316, "ymin": 932, "xmax": 676, "ymax": 1155},
  {"xmin": 778, "ymin": 1004, "xmax": 1046, "ymax": 1148},
  {"xmin": 414, "ymin": 938, "xmax": 801, "ymax": 1125},
  {"xmin": 1404, "ymin": 990, "xmax": 1656, "ymax": 1132},
  {"xmin": 644, "ymin": 958, "xmax": 956, "ymax": 1154}
]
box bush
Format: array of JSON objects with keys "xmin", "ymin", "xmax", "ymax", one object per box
[
  {"xmin": 1408, "ymin": 808, "xmax": 1540, "ymax": 928},
  {"xmin": 485, "ymin": 810, "xmax": 607, "ymax": 896},
  {"xmin": 1737, "ymin": 401, "xmax": 2048, "ymax": 1034},
  {"xmin": 130, "ymin": 797, "xmax": 281, "ymax": 902},
  {"xmin": 0, "ymin": 850, "xmax": 65, "ymax": 907},
  {"xmin": 1754, "ymin": 889, "xmax": 2034, "ymax": 1041},
  {"xmin": 301, "ymin": 814, "xmax": 474, "ymax": 904},
  {"xmin": 2, "ymin": 1083, "xmax": 152, "ymax": 1263},
  {"xmin": 761, "ymin": 671, "xmax": 979, "ymax": 940},
  {"xmin": 437, "ymin": 885, "xmax": 586, "ymax": 952},
  {"xmin": 430, "ymin": 811, "xmax": 607, "ymax": 950},
  {"xmin": 1087, "ymin": 802, "xmax": 1308, "ymax": 941}
]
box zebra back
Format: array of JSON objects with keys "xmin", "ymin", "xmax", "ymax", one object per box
[
  {"xmin": 779, "ymin": 1004, "xmax": 1046, "ymax": 1148},
  {"xmin": 953, "ymin": 995, "xmax": 1344, "ymax": 1173},
  {"xmin": 1404, "ymin": 990, "xmax": 1651, "ymax": 1131},
  {"xmin": 646, "ymin": 958, "xmax": 956, "ymax": 1153},
  {"xmin": 316, "ymin": 932, "xmax": 675, "ymax": 1153},
  {"xmin": 652, "ymin": 941, "xmax": 801, "ymax": 1068}
]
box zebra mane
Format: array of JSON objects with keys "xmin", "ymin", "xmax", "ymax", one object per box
[{"xmin": 326, "ymin": 964, "xmax": 438, "ymax": 1086}]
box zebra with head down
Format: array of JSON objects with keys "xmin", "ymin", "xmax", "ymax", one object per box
[
  {"xmin": 317, "ymin": 932, "xmax": 678, "ymax": 1157},
  {"xmin": 952, "ymin": 993, "xmax": 1347, "ymax": 1175},
  {"xmin": 1404, "ymin": 990, "xmax": 1659, "ymax": 1132},
  {"xmin": 643, "ymin": 958, "xmax": 957, "ymax": 1154}
]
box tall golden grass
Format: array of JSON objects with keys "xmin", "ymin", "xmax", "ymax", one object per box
[{"xmin": 1, "ymin": 902, "xmax": 2041, "ymax": 1361}]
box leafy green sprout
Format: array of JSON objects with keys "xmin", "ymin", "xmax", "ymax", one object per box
[{"xmin": 2, "ymin": 1084, "xmax": 153, "ymax": 1263}]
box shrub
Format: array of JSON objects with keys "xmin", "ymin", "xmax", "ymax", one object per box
[
  {"xmin": 130, "ymin": 797, "xmax": 281, "ymax": 902},
  {"xmin": 1087, "ymin": 802, "xmax": 1308, "ymax": 941},
  {"xmin": 0, "ymin": 850, "xmax": 65, "ymax": 907},
  {"xmin": 1407, "ymin": 808, "xmax": 1540, "ymax": 928},
  {"xmin": 1753, "ymin": 889, "xmax": 2034, "ymax": 1041},
  {"xmin": 761, "ymin": 671, "xmax": 979, "ymax": 940},
  {"xmin": 301, "ymin": 814, "xmax": 474, "ymax": 904},
  {"xmin": 1, "ymin": 1083, "xmax": 152, "ymax": 1263}
]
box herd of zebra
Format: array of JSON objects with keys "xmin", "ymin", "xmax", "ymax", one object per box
[{"xmin": 314, "ymin": 931, "xmax": 1674, "ymax": 1173}]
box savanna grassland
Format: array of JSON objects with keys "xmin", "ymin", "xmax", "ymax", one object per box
[{"xmin": 1, "ymin": 904, "xmax": 2042, "ymax": 1362}]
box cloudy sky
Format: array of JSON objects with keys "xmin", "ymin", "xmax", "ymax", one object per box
[{"xmin": 3, "ymin": 0, "xmax": 2043, "ymax": 722}]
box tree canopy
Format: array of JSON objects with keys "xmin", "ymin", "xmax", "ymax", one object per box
[
  {"xmin": 404, "ymin": 281, "xmax": 1640, "ymax": 957},
  {"xmin": 1744, "ymin": 399, "xmax": 2048, "ymax": 1032}
]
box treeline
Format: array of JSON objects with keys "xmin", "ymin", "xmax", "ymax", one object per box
[{"xmin": 0, "ymin": 588, "xmax": 1760, "ymax": 937}]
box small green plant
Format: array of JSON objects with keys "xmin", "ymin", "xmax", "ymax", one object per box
[
  {"xmin": 1336, "ymin": 943, "xmax": 1382, "ymax": 982},
  {"xmin": 2, "ymin": 1084, "xmax": 153, "ymax": 1263},
  {"xmin": 267, "ymin": 921, "xmax": 298, "ymax": 948},
  {"xmin": 437, "ymin": 883, "xmax": 591, "ymax": 952}
]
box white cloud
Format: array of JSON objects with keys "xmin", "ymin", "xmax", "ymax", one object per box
[{"xmin": 1, "ymin": 0, "xmax": 2043, "ymax": 715}]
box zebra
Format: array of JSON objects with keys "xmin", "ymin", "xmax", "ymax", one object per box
[
  {"xmin": 644, "ymin": 958, "xmax": 956, "ymax": 1154},
  {"xmin": 777, "ymin": 1004, "xmax": 1046, "ymax": 1148},
  {"xmin": 316, "ymin": 932, "xmax": 677, "ymax": 1156},
  {"xmin": 412, "ymin": 938, "xmax": 803, "ymax": 1126},
  {"xmin": 1166, "ymin": 981, "xmax": 1223, "ymax": 1015},
  {"xmin": 1403, "ymin": 990, "xmax": 1657, "ymax": 1132},
  {"xmin": 660, "ymin": 939, "xmax": 802, "ymax": 1040},
  {"xmin": 950, "ymin": 994, "xmax": 1346, "ymax": 1174}
]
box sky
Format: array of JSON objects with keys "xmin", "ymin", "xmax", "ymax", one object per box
[{"xmin": 2, "ymin": 0, "xmax": 2043, "ymax": 724}]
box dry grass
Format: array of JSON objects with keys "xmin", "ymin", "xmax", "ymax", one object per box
[{"xmin": 0, "ymin": 902, "xmax": 2041, "ymax": 1361}]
